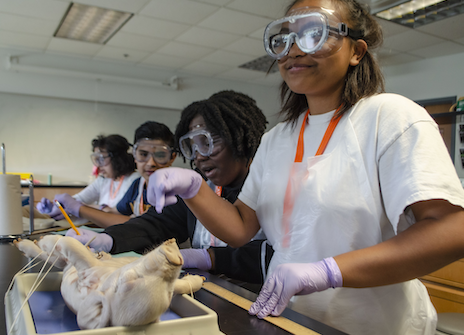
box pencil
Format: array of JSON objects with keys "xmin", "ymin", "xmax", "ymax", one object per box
[{"xmin": 54, "ymin": 200, "xmax": 81, "ymax": 235}]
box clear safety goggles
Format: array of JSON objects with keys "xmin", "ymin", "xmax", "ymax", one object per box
[
  {"xmin": 179, "ymin": 129, "xmax": 224, "ymax": 160},
  {"xmin": 264, "ymin": 6, "xmax": 363, "ymax": 60},
  {"xmin": 90, "ymin": 152, "xmax": 112, "ymax": 167},
  {"xmin": 132, "ymin": 138, "xmax": 173, "ymax": 165}
]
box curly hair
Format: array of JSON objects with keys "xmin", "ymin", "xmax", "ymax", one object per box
[
  {"xmin": 91, "ymin": 134, "xmax": 135, "ymax": 178},
  {"xmin": 279, "ymin": 0, "xmax": 385, "ymax": 125},
  {"xmin": 174, "ymin": 90, "xmax": 268, "ymax": 163}
]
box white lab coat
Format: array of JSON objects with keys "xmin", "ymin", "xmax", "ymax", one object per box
[{"xmin": 239, "ymin": 93, "xmax": 464, "ymax": 335}]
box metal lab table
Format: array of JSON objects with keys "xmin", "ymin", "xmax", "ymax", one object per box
[{"xmin": 0, "ymin": 237, "xmax": 346, "ymax": 335}]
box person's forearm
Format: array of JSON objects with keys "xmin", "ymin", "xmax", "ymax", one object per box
[
  {"xmin": 79, "ymin": 205, "xmax": 130, "ymax": 228},
  {"xmin": 184, "ymin": 180, "xmax": 258, "ymax": 248},
  {"xmin": 336, "ymin": 206, "xmax": 464, "ymax": 288}
]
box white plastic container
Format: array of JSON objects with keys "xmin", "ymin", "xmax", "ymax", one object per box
[{"xmin": 5, "ymin": 272, "xmax": 224, "ymax": 335}]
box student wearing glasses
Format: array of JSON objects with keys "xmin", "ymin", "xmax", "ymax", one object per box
[
  {"xmin": 37, "ymin": 134, "xmax": 139, "ymax": 221},
  {"xmin": 37, "ymin": 123, "xmax": 176, "ymax": 228}
]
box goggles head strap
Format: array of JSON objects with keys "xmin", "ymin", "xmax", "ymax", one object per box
[{"xmin": 338, "ymin": 23, "xmax": 364, "ymax": 39}]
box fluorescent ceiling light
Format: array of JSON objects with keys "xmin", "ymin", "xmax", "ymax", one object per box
[
  {"xmin": 375, "ymin": 0, "xmax": 464, "ymax": 28},
  {"xmin": 54, "ymin": 3, "xmax": 133, "ymax": 44}
]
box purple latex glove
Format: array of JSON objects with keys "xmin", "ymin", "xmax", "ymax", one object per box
[
  {"xmin": 147, "ymin": 167, "xmax": 202, "ymax": 213},
  {"xmin": 54, "ymin": 193, "xmax": 82, "ymax": 218},
  {"xmin": 180, "ymin": 249, "xmax": 212, "ymax": 270},
  {"xmin": 36, "ymin": 197, "xmax": 53, "ymax": 213},
  {"xmin": 66, "ymin": 228, "xmax": 113, "ymax": 253},
  {"xmin": 36, "ymin": 197, "xmax": 64, "ymax": 220},
  {"xmin": 249, "ymin": 257, "xmax": 342, "ymax": 319}
]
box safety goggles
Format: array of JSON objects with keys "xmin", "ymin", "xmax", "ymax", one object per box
[
  {"xmin": 264, "ymin": 6, "xmax": 363, "ymax": 60},
  {"xmin": 90, "ymin": 152, "xmax": 112, "ymax": 167},
  {"xmin": 179, "ymin": 129, "xmax": 224, "ymax": 160},
  {"xmin": 132, "ymin": 138, "xmax": 173, "ymax": 165}
]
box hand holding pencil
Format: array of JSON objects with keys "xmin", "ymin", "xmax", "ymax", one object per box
[{"xmin": 54, "ymin": 200, "xmax": 81, "ymax": 235}]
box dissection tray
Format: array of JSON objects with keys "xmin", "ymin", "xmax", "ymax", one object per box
[{"xmin": 5, "ymin": 272, "xmax": 224, "ymax": 335}]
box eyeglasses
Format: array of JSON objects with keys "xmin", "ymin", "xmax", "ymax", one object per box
[
  {"xmin": 264, "ymin": 6, "xmax": 363, "ymax": 60},
  {"xmin": 132, "ymin": 138, "xmax": 173, "ymax": 165},
  {"xmin": 179, "ymin": 129, "xmax": 224, "ymax": 160},
  {"xmin": 90, "ymin": 152, "xmax": 112, "ymax": 167}
]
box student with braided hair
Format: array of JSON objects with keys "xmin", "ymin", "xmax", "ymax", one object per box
[{"xmin": 67, "ymin": 90, "xmax": 273, "ymax": 284}]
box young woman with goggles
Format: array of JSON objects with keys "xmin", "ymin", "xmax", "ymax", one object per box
[
  {"xmin": 39, "ymin": 122, "xmax": 176, "ymax": 228},
  {"xmin": 145, "ymin": 0, "xmax": 464, "ymax": 334},
  {"xmin": 66, "ymin": 91, "xmax": 274, "ymax": 287},
  {"xmin": 37, "ymin": 134, "xmax": 139, "ymax": 220}
]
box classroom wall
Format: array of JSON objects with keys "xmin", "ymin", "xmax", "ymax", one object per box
[
  {"xmin": 0, "ymin": 49, "xmax": 282, "ymax": 185},
  {"xmin": 0, "ymin": 92, "xmax": 187, "ymax": 184}
]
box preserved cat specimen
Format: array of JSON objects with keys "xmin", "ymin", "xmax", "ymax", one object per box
[{"xmin": 13, "ymin": 235, "xmax": 204, "ymax": 329}]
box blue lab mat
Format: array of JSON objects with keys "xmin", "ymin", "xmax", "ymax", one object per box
[{"xmin": 28, "ymin": 291, "xmax": 181, "ymax": 334}]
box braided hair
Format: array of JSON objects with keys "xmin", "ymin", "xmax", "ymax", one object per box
[{"xmin": 175, "ymin": 90, "xmax": 268, "ymax": 163}]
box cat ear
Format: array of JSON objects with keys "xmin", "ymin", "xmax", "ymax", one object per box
[{"xmin": 77, "ymin": 291, "xmax": 111, "ymax": 329}]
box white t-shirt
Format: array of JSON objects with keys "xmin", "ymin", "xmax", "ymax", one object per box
[
  {"xmin": 74, "ymin": 172, "xmax": 140, "ymax": 208},
  {"xmin": 239, "ymin": 93, "xmax": 464, "ymax": 335}
]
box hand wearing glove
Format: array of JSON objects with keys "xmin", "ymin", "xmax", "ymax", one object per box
[
  {"xmin": 36, "ymin": 197, "xmax": 65, "ymax": 220},
  {"xmin": 55, "ymin": 193, "xmax": 82, "ymax": 218},
  {"xmin": 147, "ymin": 167, "xmax": 203, "ymax": 213},
  {"xmin": 180, "ymin": 249, "xmax": 212, "ymax": 271},
  {"xmin": 36, "ymin": 197, "xmax": 53, "ymax": 214},
  {"xmin": 249, "ymin": 257, "xmax": 342, "ymax": 319},
  {"xmin": 66, "ymin": 228, "xmax": 114, "ymax": 253}
]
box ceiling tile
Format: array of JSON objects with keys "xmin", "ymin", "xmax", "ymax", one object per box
[
  {"xmin": 198, "ymin": 8, "xmax": 270, "ymax": 35},
  {"xmin": 408, "ymin": 41, "xmax": 464, "ymax": 59},
  {"xmin": 377, "ymin": 47, "xmax": 401, "ymax": 59},
  {"xmin": 180, "ymin": 60, "xmax": 232, "ymax": 76},
  {"xmin": 175, "ymin": 27, "xmax": 240, "ymax": 49},
  {"xmin": 216, "ymin": 67, "xmax": 265, "ymax": 81},
  {"xmin": 194, "ymin": 0, "xmax": 232, "ymax": 5},
  {"xmin": 121, "ymin": 16, "xmax": 190, "ymax": 40},
  {"xmin": 0, "ymin": 30, "xmax": 50, "ymax": 50},
  {"xmin": 375, "ymin": 17, "xmax": 410, "ymax": 38},
  {"xmin": 73, "ymin": 0, "xmax": 150, "ymax": 13},
  {"xmin": 47, "ymin": 37, "xmax": 102, "ymax": 56},
  {"xmin": 249, "ymin": 26, "xmax": 266, "ymax": 40},
  {"xmin": 0, "ymin": 13, "xmax": 58, "ymax": 36},
  {"xmin": 383, "ymin": 30, "xmax": 445, "ymax": 52},
  {"xmin": 202, "ymin": 49, "xmax": 256, "ymax": 67},
  {"xmin": 140, "ymin": 53, "xmax": 193, "ymax": 69},
  {"xmin": 226, "ymin": 0, "xmax": 287, "ymax": 19},
  {"xmin": 223, "ymin": 36, "xmax": 266, "ymax": 57},
  {"xmin": 107, "ymin": 32, "xmax": 168, "ymax": 53},
  {"xmin": 140, "ymin": 0, "xmax": 219, "ymax": 25},
  {"xmin": 251, "ymin": 71, "xmax": 283, "ymax": 87},
  {"xmin": 0, "ymin": 0, "xmax": 69, "ymax": 21},
  {"xmin": 416, "ymin": 13, "xmax": 464, "ymax": 41},
  {"xmin": 94, "ymin": 45, "xmax": 149, "ymax": 63},
  {"xmin": 156, "ymin": 41, "xmax": 214, "ymax": 59},
  {"xmin": 379, "ymin": 52, "xmax": 422, "ymax": 67}
]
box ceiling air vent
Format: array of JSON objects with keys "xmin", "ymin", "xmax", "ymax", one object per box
[{"xmin": 239, "ymin": 55, "xmax": 279, "ymax": 73}]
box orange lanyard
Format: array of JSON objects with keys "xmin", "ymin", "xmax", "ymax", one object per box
[
  {"xmin": 294, "ymin": 106, "xmax": 342, "ymax": 162},
  {"xmin": 109, "ymin": 175, "xmax": 125, "ymax": 200},
  {"xmin": 282, "ymin": 106, "xmax": 342, "ymax": 247},
  {"xmin": 138, "ymin": 179, "xmax": 151, "ymax": 214}
]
